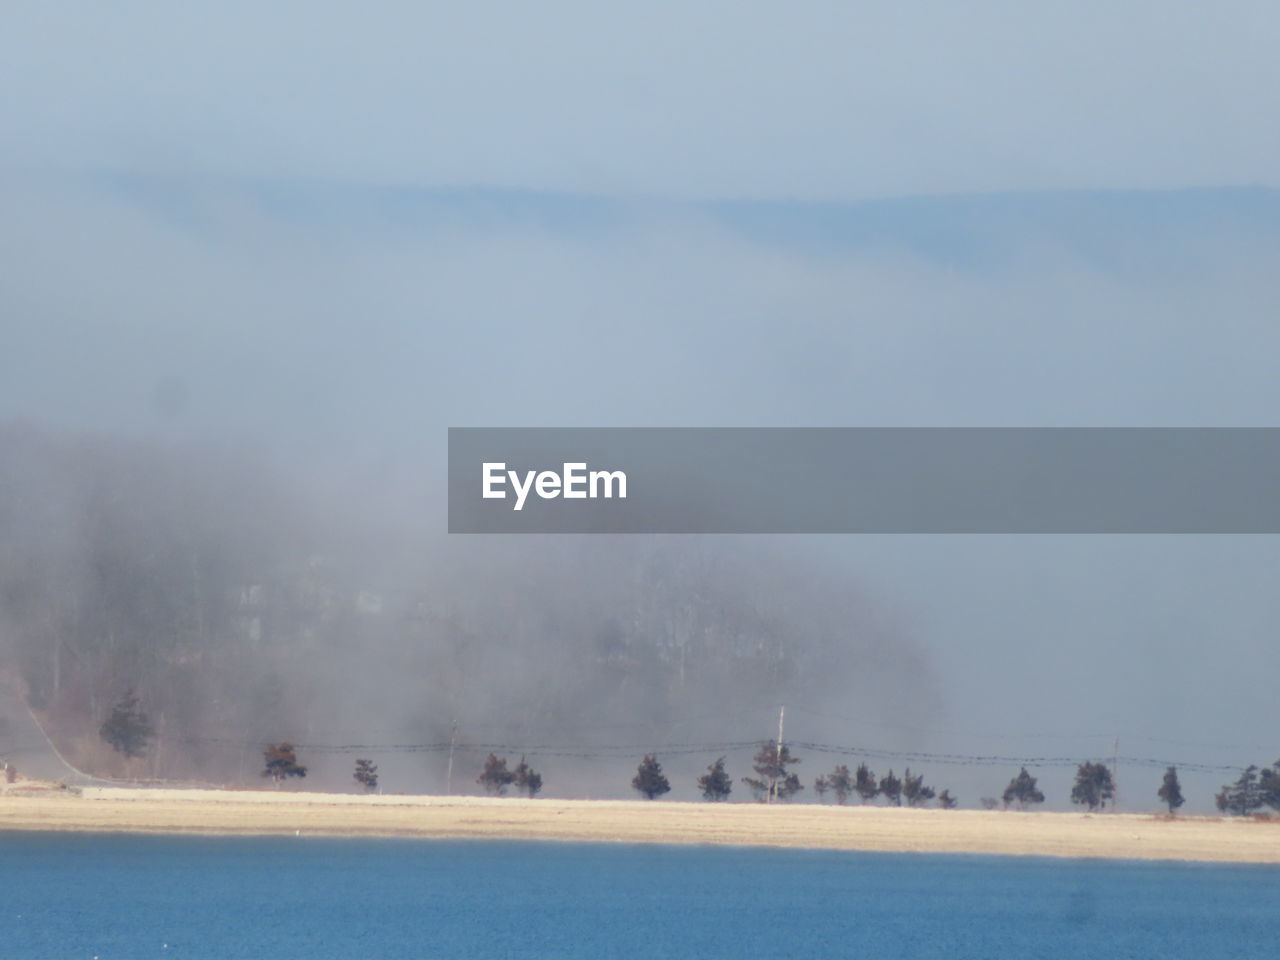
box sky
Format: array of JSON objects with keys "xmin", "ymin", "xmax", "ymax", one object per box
[
  {"xmin": 2, "ymin": 4, "xmax": 1279, "ymax": 809},
  {"xmin": 3, "ymin": 2, "xmax": 1279, "ymax": 200}
]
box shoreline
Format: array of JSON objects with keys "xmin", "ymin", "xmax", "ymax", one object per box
[{"xmin": 1, "ymin": 788, "xmax": 1278, "ymax": 863}]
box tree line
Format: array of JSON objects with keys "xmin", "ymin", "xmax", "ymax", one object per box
[{"xmin": 96, "ymin": 693, "xmax": 1279, "ymax": 815}]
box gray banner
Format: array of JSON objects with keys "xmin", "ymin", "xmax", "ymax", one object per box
[{"xmin": 448, "ymin": 428, "xmax": 1280, "ymax": 533}]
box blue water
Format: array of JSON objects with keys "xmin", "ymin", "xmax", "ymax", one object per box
[{"xmin": 2, "ymin": 834, "xmax": 1278, "ymax": 959}]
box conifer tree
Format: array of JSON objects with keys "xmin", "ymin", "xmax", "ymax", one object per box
[
  {"xmin": 100, "ymin": 691, "xmax": 155, "ymax": 759},
  {"xmin": 813, "ymin": 775, "xmax": 830, "ymax": 801},
  {"xmin": 1216, "ymin": 765, "xmax": 1264, "ymax": 816},
  {"xmin": 741, "ymin": 741, "xmax": 803, "ymax": 802},
  {"xmin": 1258, "ymin": 760, "xmax": 1280, "ymax": 811},
  {"xmin": 827, "ymin": 765, "xmax": 854, "ymax": 805},
  {"xmin": 1002, "ymin": 767, "xmax": 1045, "ymax": 810},
  {"xmin": 697, "ymin": 756, "xmax": 732, "ymax": 801},
  {"xmin": 477, "ymin": 753, "xmax": 517, "ymax": 795},
  {"xmin": 513, "ymin": 757, "xmax": 543, "ymax": 798},
  {"xmin": 633, "ymin": 754, "xmax": 671, "ymax": 800},
  {"xmin": 854, "ymin": 763, "xmax": 879, "ymax": 803},
  {"xmin": 879, "ymin": 769, "xmax": 903, "ymax": 807},
  {"xmin": 354, "ymin": 758, "xmax": 378, "ymax": 791},
  {"xmin": 1070, "ymin": 762, "xmax": 1115, "ymax": 811},
  {"xmin": 1158, "ymin": 766, "xmax": 1184, "ymax": 815},
  {"xmin": 262, "ymin": 742, "xmax": 307, "ymax": 784},
  {"xmin": 902, "ymin": 768, "xmax": 936, "ymax": 807}
]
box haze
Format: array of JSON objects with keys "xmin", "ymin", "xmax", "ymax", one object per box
[{"xmin": 2, "ymin": 4, "xmax": 1278, "ymax": 811}]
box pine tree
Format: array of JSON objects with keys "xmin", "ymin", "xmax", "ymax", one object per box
[
  {"xmin": 513, "ymin": 757, "xmax": 543, "ymax": 798},
  {"xmin": 902, "ymin": 768, "xmax": 936, "ymax": 807},
  {"xmin": 1158, "ymin": 766, "xmax": 1184, "ymax": 815},
  {"xmin": 827, "ymin": 765, "xmax": 854, "ymax": 805},
  {"xmin": 354, "ymin": 758, "xmax": 379, "ymax": 791},
  {"xmin": 741, "ymin": 741, "xmax": 803, "ymax": 802},
  {"xmin": 1216, "ymin": 765, "xmax": 1264, "ymax": 816},
  {"xmin": 100, "ymin": 691, "xmax": 155, "ymax": 759},
  {"xmin": 262, "ymin": 742, "xmax": 307, "ymax": 784},
  {"xmin": 633, "ymin": 754, "xmax": 671, "ymax": 800},
  {"xmin": 814, "ymin": 775, "xmax": 830, "ymax": 801},
  {"xmin": 937, "ymin": 789, "xmax": 958, "ymax": 810},
  {"xmin": 1259, "ymin": 760, "xmax": 1280, "ymax": 811},
  {"xmin": 1002, "ymin": 767, "xmax": 1045, "ymax": 810},
  {"xmin": 854, "ymin": 763, "xmax": 879, "ymax": 803},
  {"xmin": 697, "ymin": 756, "xmax": 732, "ymax": 801},
  {"xmin": 477, "ymin": 754, "xmax": 517, "ymax": 796},
  {"xmin": 879, "ymin": 769, "xmax": 903, "ymax": 807},
  {"xmin": 1070, "ymin": 762, "xmax": 1115, "ymax": 811}
]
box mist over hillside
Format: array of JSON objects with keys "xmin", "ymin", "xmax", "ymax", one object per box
[
  {"xmin": 2, "ymin": 176, "xmax": 1279, "ymax": 808},
  {"xmin": 0, "ymin": 421, "xmax": 935, "ymax": 794}
]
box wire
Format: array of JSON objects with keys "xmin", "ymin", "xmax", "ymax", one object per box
[{"xmin": 162, "ymin": 733, "xmax": 1252, "ymax": 775}]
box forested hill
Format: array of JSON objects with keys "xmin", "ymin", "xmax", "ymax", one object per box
[{"xmin": 0, "ymin": 423, "xmax": 932, "ymax": 788}]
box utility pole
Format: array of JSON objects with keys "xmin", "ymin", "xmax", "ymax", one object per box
[
  {"xmin": 150, "ymin": 711, "xmax": 165, "ymax": 783},
  {"xmin": 445, "ymin": 719, "xmax": 458, "ymax": 795},
  {"xmin": 1111, "ymin": 735, "xmax": 1120, "ymax": 812},
  {"xmin": 770, "ymin": 704, "xmax": 786, "ymax": 804}
]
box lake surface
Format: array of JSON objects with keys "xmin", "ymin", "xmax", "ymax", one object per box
[{"xmin": 3, "ymin": 833, "xmax": 1278, "ymax": 958}]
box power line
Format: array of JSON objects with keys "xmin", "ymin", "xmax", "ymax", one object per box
[
  {"xmin": 786, "ymin": 704, "xmax": 1152, "ymax": 745},
  {"xmin": 161, "ymin": 733, "xmax": 1249, "ymax": 774}
]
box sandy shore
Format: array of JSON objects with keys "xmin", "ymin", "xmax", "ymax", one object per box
[{"xmin": 0, "ymin": 787, "xmax": 1277, "ymax": 864}]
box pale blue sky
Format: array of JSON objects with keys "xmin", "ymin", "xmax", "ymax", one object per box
[{"xmin": 3, "ymin": 2, "xmax": 1278, "ymax": 199}]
